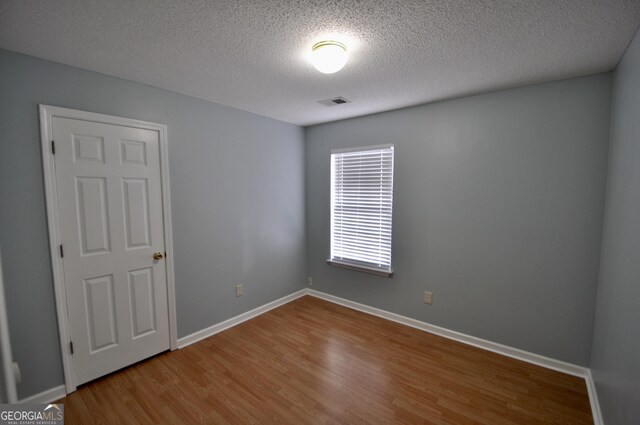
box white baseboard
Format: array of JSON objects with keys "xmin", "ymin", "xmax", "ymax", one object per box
[
  {"xmin": 18, "ymin": 384, "xmax": 66, "ymax": 404},
  {"xmin": 307, "ymin": 289, "xmax": 588, "ymax": 377},
  {"xmin": 177, "ymin": 289, "xmax": 308, "ymax": 348},
  {"xmin": 28, "ymin": 287, "xmax": 600, "ymax": 423},
  {"xmin": 16, "ymin": 290, "xmax": 309, "ymax": 405},
  {"xmin": 307, "ymin": 289, "xmax": 603, "ymax": 424},
  {"xmin": 585, "ymin": 369, "xmax": 604, "ymax": 425}
]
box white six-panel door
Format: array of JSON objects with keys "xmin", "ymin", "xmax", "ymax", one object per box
[{"xmin": 51, "ymin": 116, "xmax": 170, "ymax": 386}]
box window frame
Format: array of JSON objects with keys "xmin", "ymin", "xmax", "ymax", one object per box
[{"xmin": 327, "ymin": 144, "xmax": 395, "ymax": 277}]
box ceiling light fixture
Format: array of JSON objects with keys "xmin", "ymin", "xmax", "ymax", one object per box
[{"xmin": 311, "ymin": 41, "xmax": 348, "ymax": 74}]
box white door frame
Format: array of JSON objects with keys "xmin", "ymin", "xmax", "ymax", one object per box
[
  {"xmin": 39, "ymin": 105, "xmax": 178, "ymax": 394},
  {"xmin": 0, "ymin": 246, "xmax": 18, "ymax": 403}
]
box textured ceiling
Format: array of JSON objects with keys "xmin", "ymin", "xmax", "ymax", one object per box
[{"xmin": 1, "ymin": 1, "xmax": 639, "ymax": 126}]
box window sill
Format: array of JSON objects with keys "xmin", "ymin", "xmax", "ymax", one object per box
[{"xmin": 326, "ymin": 259, "xmax": 394, "ymax": 278}]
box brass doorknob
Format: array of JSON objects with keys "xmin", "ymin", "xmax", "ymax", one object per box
[{"xmin": 153, "ymin": 252, "xmax": 164, "ymax": 261}]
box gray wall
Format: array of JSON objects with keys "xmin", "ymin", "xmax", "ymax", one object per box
[
  {"xmin": 306, "ymin": 75, "xmax": 612, "ymax": 366},
  {"xmin": 0, "ymin": 49, "xmax": 306, "ymax": 399},
  {"xmin": 590, "ymin": 27, "xmax": 640, "ymax": 425},
  {"xmin": 0, "ymin": 44, "xmax": 627, "ymax": 406}
]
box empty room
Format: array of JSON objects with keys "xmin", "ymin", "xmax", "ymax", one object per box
[{"xmin": 0, "ymin": 1, "xmax": 639, "ymax": 424}]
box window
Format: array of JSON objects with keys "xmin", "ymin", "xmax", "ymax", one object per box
[{"xmin": 328, "ymin": 144, "xmax": 394, "ymax": 277}]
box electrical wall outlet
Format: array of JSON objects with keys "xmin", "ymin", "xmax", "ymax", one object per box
[
  {"xmin": 307, "ymin": 277, "xmax": 313, "ymax": 286},
  {"xmin": 235, "ymin": 284, "xmax": 243, "ymax": 297},
  {"xmin": 424, "ymin": 291, "xmax": 433, "ymax": 305}
]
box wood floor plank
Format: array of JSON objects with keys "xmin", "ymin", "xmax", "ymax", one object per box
[{"xmin": 58, "ymin": 296, "xmax": 593, "ymax": 424}]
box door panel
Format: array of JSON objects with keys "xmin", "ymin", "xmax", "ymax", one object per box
[
  {"xmin": 120, "ymin": 140, "xmax": 147, "ymax": 165},
  {"xmin": 84, "ymin": 274, "xmax": 118, "ymax": 352},
  {"xmin": 52, "ymin": 117, "xmax": 170, "ymax": 386},
  {"xmin": 76, "ymin": 177, "xmax": 111, "ymax": 255},
  {"xmin": 128, "ymin": 267, "xmax": 156, "ymax": 338},
  {"xmin": 73, "ymin": 135, "xmax": 105, "ymax": 163},
  {"xmin": 122, "ymin": 178, "xmax": 152, "ymax": 249}
]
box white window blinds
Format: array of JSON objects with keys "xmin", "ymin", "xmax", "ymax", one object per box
[{"xmin": 329, "ymin": 145, "xmax": 394, "ymax": 276}]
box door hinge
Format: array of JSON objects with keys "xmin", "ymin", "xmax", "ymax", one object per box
[
  {"xmin": 70, "ymin": 341, "xmax": 74, "ymax": 355},
  {"xmin": 59, "ymin": 244, "xmax": 64, "ymax": 258},
  {"xmin": 51, "ymin": 140, "xmax": 55, "ymax": 154}
]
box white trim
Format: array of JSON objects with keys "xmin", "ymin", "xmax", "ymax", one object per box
[
  {"xmin": 0, "ymin": 246, "xmax": 18, "ymax": 403},
  {"xmin": 331, "ymin": 143, "xmax": 394, "ymax": 154},
  {"xmin": 18, "ymin": 385, "xmax": 66, "ymax": 404},
  {"xmin": 307, "ymin": 289, "xmax": 588, "ymax": 376},
  {"xmin": 585, "ymin": 369, "xmax": 605, "ymax": 425},
  {"xmin": 19, "ymin": 287, "xmax": 603, "ymax": 424},
  {"xmin": 326, "ymin": 259, "xmax": 393, "ymax": 277},
  {"xmin": 157, "ymin": 120, "xmax": 178, "ymax": 351},
  {"xmin": 39, "ymin": 105, "xmax": 178, "ymax": 394},
  {"xmin": 177, "ymin": 289, "xmax": 308, "ymax": 348},
  {"xmin": 307, "ymin": 289, "xmax": 604, "ymax": 423},
  {"xmin": 40, "ymin": 105, "xmax": 75, "ymax": 394}
]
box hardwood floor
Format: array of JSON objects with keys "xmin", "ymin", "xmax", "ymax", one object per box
[{"xmin": 59, "ymin": 296, "xmax": 593, "ymax": 424}]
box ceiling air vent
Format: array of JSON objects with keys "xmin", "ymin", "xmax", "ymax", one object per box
[{"xmin": 317, "ymin": 97, "xmax": 350, "ymax": 107}]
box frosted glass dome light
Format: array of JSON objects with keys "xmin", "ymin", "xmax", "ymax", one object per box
[{"xmin": 311, "ymin": 41, "xmax": 348, "ymax": 74}]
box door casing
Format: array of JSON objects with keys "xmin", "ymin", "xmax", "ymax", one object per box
[{"xmin": 39, "ymin": 105, "xmax": 178, "ymax": 394}]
